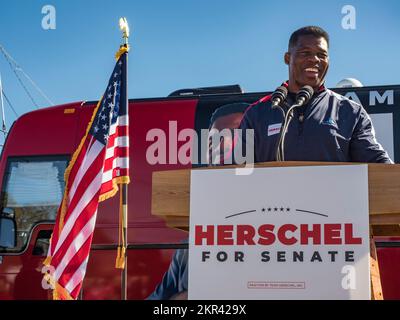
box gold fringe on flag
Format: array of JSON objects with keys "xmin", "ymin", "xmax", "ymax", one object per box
[{"xmin": 115, "ymin": 184, "xmax": 126, "ymax": 269}]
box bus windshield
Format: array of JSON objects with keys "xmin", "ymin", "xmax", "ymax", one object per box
[{"xmin": 1, "ymin": 156, "xmax": 68, "ymax": 252}]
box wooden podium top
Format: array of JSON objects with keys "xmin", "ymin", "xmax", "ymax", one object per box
[{"xmin": 151, "ymin": 162, "xmax": 400, "ymax": 233}]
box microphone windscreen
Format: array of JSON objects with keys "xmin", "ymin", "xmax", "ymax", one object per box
[
  {"xmin": 296, "ymin": 85, "xmax": 314, "ymax": 104},
  {"xmin": 272, "ymin": 86, "xmax": 288, "ymax": 100},
  {"xmin": 299, "ymin": 85, "xmax": 314, "ymax": 97},
  {"xmin": 276, "ymin": 86, "xmax": 288, "ymax": 96}
]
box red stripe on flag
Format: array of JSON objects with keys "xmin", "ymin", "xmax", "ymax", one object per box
[
  {"xmin": 66, "ymin": 138, "xmax": 92, "ymax": 191},
  {"xmin": 50, "ymin": 191, "xmax": 100, "ymax": 269},
  {"xmin": 99, "ymin": 179, "xmax": 113, "ymax": 195},
  {"xmin": 108, "ymin": 125, "xmax": 128, "ymax": 145},
  {"xmin": 58, "ymin": 234, "xmax": 93, "ymax": 299},
  {"xmin": 103, "ymin": 154, "xmax": 128, "ymax": 172},
  {"xmin": 70, "ymin": 281, "xmax": 84, "ymax": 300},
  {"xmin": 63, "ymin": 148, "xmax": 105, "ymax": 223},
  {"xmin": 105, "ymin": 146, "xmax": 129, "ymax": 159}
]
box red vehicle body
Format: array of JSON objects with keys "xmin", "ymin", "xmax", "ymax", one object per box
[{"xmin": 0, "ymin": 84, "xmax": 399, "ymax": 299}]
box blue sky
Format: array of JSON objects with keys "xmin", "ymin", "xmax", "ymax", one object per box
[{"xmin": 0, "ymin": 0, "xmax": 399, "ymax": 137}]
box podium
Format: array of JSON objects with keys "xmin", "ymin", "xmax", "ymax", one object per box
[{"xmin": 152, "ymin": 161, "xmax": 400, "ymax": 299}]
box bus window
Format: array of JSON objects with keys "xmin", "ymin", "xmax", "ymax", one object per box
[{"xmin": 0, "ymin": 157, "xmax": 68, "ymax": 252}]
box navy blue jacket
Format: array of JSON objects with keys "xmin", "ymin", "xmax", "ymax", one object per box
[{"xmin": 239, "ymin": 86, "xmax": 392, "ymax": 163}]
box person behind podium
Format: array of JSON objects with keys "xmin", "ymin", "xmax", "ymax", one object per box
[
  {"xmin": 239, "ymin": 25, "xmax": 392, "ymax": 164},
  {"xmin": 146, "ymin": 102, "xmax": 250, "ymax": 300}
]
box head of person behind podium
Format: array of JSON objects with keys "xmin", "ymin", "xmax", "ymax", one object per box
[
  {"xmin": 146, "ymin": 102, "xmax": 250, "ymax": 300},
  {"xmin": 239, "ymin": 26, "xmax": 392, "ymax": 163},
  {"xmin": 207, "ymin": 102, "xmax": 250, "ymax": 166}
]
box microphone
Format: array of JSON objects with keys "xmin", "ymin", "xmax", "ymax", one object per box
[
  {"xmin": 294, "ymin": 85, "xmax": 314, "ymax": 107},
  {"xmin": 275, "ymin": 85, "xmax": 314, "ymax": 161},
  {"xmin": 271, "ymin": 86, "xmax": 288, "ymax": 109}
]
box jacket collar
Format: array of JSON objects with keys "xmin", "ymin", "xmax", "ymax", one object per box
[{"xmin": 282, "ymin": 81, "xmax": 326, "ymax": 94}]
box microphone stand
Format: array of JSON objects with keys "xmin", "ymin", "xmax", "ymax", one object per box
[
  {"xmin": 275, "ymin": 103, "xmax": 301, "ymax": 161},
  {"xmin": 275, "ymin": 85, "xmax": 313, "ymax": 161},
  {"xmin": 274, "ymin": 104, "xmax": 286, "ymax": 161}
]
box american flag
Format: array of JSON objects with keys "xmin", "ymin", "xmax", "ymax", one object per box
[{"xmin": 43, "ymin": 49, "xmax": 129, "ymax": 300}]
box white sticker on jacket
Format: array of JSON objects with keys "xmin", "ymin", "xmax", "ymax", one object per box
[{"xmin": 267, "ymin": 123, "xmax": 282, "ymax": 136}]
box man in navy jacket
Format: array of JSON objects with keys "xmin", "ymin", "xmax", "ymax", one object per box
[
  {"xmin": 147, "ymin": 25, "xmax": 393, "ymax": 301},
  {"xmin": 240, "ymin": 26, "xmax": 392, "ymax": 164}
]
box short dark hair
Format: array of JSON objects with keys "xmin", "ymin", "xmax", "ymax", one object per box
[
  {"xmin": 209, "ymin": 102, "xmax": 249, "ymax": 129},
  {"xmin": 288, "ymin": 26, "xmax": 329, "ymax": 50}
]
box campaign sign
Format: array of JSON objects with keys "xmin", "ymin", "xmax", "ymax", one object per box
[{"xmin": 188, "ymin": 165, "xmax": 370, "ymax": 299}]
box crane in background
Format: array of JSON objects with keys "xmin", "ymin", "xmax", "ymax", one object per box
[{"xmin": 0, "ymin": 44, "xmax": 53, "ymax": 147}]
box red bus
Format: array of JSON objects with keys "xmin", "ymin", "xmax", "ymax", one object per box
[{"xmin": 0, "ymin": 84, "xmax": 399, "ymax": 299}]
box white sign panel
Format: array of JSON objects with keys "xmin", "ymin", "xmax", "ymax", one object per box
[
  {"xmin": 189, "ymin": 165, "xmax": 370, "ymax": 300},
  {"xmin": 370, "ymin": 113, "xmax": 394, "ymax": 161}
]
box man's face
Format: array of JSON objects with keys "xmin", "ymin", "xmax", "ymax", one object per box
[
  {"xmin": 208, "ymin": 112, "xmax": 244, "ymax": 164},
  {"xmin": 284, "ymin": 35, "xmax": 329, "ymax": 92}
]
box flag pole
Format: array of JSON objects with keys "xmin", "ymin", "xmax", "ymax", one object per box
[
  {"xmin": 121, "ymin": 183, "xmax": 128, "ymax": 300},
  {"xmin": 119, "ymin": 17, "xmax": 129, "ymax": 301}
]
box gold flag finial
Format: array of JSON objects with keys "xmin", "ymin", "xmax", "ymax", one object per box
[
  {"xmin": 116, "ymin": 17, "xmax": 130, "ymax": 60},
  {"xmin": 119, "ymin": 17, "xmax": 130, "ymax": 44}
]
